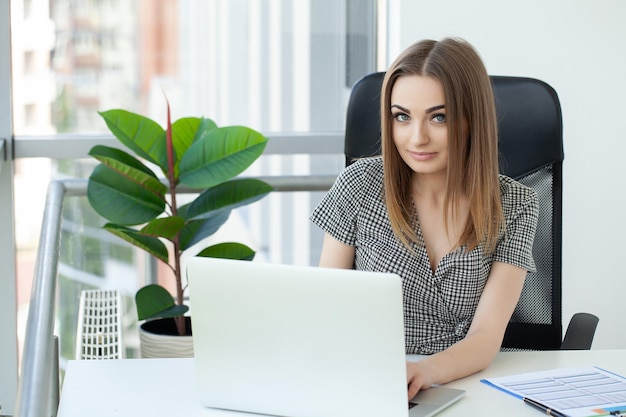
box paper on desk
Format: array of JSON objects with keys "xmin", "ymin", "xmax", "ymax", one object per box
[{"xmin": 481, "ymin": 366, "xmax": 626, "ymax": 417}]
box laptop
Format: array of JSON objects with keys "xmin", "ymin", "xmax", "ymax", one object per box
[{"xmin": 186, "ymin": 257, "xmax": 465, "ymax": 417}]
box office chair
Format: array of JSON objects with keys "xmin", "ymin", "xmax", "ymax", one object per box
[{"xmin": 344, "ymin": 72, "xmax": 599, "ymax": 350}]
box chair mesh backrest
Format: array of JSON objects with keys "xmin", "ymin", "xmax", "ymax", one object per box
[
  {"xmin": 75, "ymin": 289, "xmax": 124, "ymax": 359},
  {"xmin": 344, "ymin": 73, "xmax": 564, "ymax": 350},
  {"xmin": 512, "ymin": 168, "xmax": 554, "ymax": 325}
]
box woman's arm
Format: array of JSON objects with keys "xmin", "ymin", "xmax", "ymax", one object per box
[
  {"xmin": 318, "ymin": 233, "xmax": 356, "ymax": 269},
  {"xmin": 406, "ymin": 261, "xmax": 527, "ymax": 399}
]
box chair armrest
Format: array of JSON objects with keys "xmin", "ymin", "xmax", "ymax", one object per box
[{"xmin": 560, "ymin": 312, "xmax": 599, "ymax": 350}]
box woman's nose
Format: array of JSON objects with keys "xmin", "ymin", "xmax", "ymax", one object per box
[{"xmin": 410, "ymin": 123, "xmax": 428, "ymax": 145}]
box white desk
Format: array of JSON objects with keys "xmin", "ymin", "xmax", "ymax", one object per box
[{"xmin": 57, "ymin": 349, "xmax": 626, "ymax": 417}]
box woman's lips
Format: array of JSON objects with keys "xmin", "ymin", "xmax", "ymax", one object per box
[{"xmin": 409, "ymin": 151, "xmax": 437, "ymax": 161}]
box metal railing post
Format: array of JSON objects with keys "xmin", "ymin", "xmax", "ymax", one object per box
[
  {"xmin": 49, "ymin": 336, "xmax": 60, "ymax": 417},
  {"xmin": 14, "ymin": 180, "xmax": 66, "ymax": 417}
]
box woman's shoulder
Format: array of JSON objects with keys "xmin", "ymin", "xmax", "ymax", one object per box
[
  {"xmin": 498, "ymin": 175, "xmax": 538, "ymax": 213},
  {"xmin": 339, "ymin": 156, "xmax": 384, "ymax": 184},
  {"xmin": 498, "ymin": 174, "xmax": 534, "ymax": 194}
]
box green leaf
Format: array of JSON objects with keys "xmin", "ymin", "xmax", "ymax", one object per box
[
  {"xmin": 178, "ymin": 126, "xmax": 268, "ymax": 189},
  {"xmin": 171, "ymin": 117, "xmax": 217, "ymax": 177},
  {"xmin": 136, "ymin": 284, "xmax": 188, "ymax": 321},
  {"xmin": 196, "ymin": 242, "xmax": 256, "ymax": 260},
  {"xmin": 99, "ymin": 109, "xmax": 167, "ymax": 171},
  {"xmin": 87, "ymin": 164, "xmax": 166, "ymax": 225},
  {"xmin": 184, "ymin": 178, "xmax": 273, "ymax": 221},
  {"xmin": 88, "ymin": 145, "xmax": 168, "ymax": 197},
  {"xmin": 178, "ymin": 210, "xmax": 231, "ymax": 251},
  {"xmin": 104, "ymin": 224, "xmax": 169, "ymax": 263},
  {"xmin": 141, "ymin": 217, "xmax": 186, "ymax": 240}
]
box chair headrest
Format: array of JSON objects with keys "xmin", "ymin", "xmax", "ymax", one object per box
[{"xmin": 344, "ymin": 72, "xmax": 564, "ymax": 179}]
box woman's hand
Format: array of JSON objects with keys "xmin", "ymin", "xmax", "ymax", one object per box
[{"xmin": 406, "ymin": 360, "xmax": 435, "ymax": 400}]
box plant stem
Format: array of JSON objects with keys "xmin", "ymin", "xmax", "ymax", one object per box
[
  {"xmin": 173, "ymin": 241, "xmax": 185, "ymax": 336},
  {"xmin": 165, "ymin": 97, "xmax": 186, "ymax": 336},
  {"xmin": 168, "ymin": 180, "xmax": 185, "ymax": 335}
]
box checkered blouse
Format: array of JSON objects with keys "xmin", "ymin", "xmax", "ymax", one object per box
[{"xmin": 310, "ymin": 157, "xmax": 539, "ymax": 354}]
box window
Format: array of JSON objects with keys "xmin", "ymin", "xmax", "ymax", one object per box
[
  {"xmin": 10, "ymin": 0, "xmax": 378, "ymax": 366},
  {"xmin": 29, "ymin": 0, "xmax": 378, "ymax": 135}
]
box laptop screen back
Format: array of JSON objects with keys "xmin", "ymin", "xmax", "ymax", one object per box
[{"xmin": 187, "ymin": 257, "xmax": 409, "ymax": 417}]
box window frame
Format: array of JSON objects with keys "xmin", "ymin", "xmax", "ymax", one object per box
[{"xmin": 0, "ymin": 2, "xmax": 18, "ymax": 414}]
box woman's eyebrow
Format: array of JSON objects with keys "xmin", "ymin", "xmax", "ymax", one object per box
[
  {"xmin": 391, "ymin": 104, "xmax": 410, "ymax": 113},
  {"xmin": 391, "ymin": 104, "xmax": 445, "ymax": 114},
  {"xmin": 425, "ymin": 104, "xmax": 445, "ymax": 114}
]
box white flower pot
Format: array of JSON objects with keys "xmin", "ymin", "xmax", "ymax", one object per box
[{"xmin": 138, "ymin": 317, "xmax": 194, "ymax": 358}]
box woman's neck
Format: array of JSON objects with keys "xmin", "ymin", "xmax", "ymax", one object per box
[{"xmin": 410, "ymin": 172, "xmax": 448, "ymax": 203}]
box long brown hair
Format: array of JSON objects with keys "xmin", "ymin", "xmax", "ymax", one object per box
[{"xmin": 381, "ymin": 37, "xmax": 503, "ymax": 253}]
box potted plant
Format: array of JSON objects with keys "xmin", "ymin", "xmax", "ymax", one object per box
[{"xmin": 86, "ymin": 102, "xmax": 272, "ymax": 357}]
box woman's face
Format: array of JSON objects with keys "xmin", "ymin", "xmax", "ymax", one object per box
[{"xmin": 390, "ymin": 75, "xmax": 450, "ymax": 177}]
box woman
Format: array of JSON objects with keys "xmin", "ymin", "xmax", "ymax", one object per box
[{"xmin": 310, "ymin": 38, "xmax": 539, "ymax": 399}]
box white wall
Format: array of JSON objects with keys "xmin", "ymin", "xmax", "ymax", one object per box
[{"xmin": 396, "ymin": 0, "xmax": 626, "ymax": 349}]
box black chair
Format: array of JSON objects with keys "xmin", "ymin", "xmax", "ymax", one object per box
[{"xmin": 344, "ymin": 72, "xmax": 599, "ymax": 350}]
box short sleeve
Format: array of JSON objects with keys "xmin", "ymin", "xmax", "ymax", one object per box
[
  {"xmin": 493, "ymin": 177, "xmax": 539, "ymax": 272},
  {"xmin": 310, "ymin": 159, "xmax": 373, "ymax": 246}
]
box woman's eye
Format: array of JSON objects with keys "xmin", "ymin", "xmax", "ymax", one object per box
[
  {"xmin": 393, "ymin": 113, "xmax": 410, "ymax": 122},
  {"xmin": 431, "ymin": 113, "xmax": 446, "ymax": 123}
]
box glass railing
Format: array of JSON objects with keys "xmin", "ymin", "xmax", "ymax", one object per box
[{"xmin": 14, "ymin": 173, "xmax": 336, "ymax": 417}]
